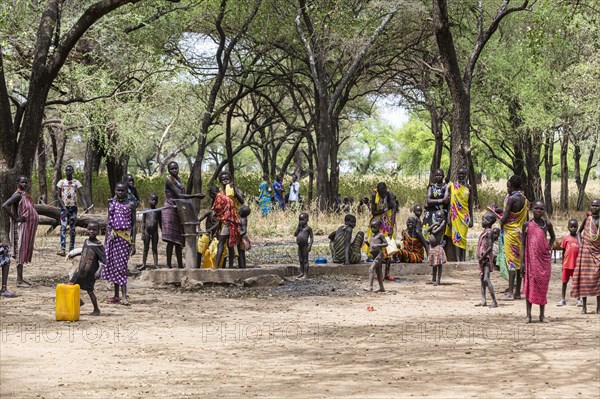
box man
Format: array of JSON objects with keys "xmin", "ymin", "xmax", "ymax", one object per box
[
  {"xmin": 273, "ymin": 175, "xmax": 285, "ymax": 210},
  {"xmin": 288, "ymin": 175, "xmax": 300, "ymax": 211},
  {"xmin": 56, "ymin": 165, "xmax": 89, "ymax": 256}
]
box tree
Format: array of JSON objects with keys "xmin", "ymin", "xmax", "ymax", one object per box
[
  {"xmin": 0, "ymin": 0, "xmax": 183, "ymax": 237},
  {"xmin": 431, "ymin": 0, "xmax": 534, "ymax": 205}
]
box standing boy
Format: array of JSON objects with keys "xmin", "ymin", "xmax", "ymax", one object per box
[
  {"xmin": 476, "ymin": 213, "xmax": 499, "ymax": 308},
  {"xmin": 139, "ymin": 193, "xmax": 161, "ymax": 271},
  {"xmin": 428, "ymin": 209, "xmax": 447, "ymax": 286},
  {"xmin": 68, "ymin": 222, "xmax": 105, "ymax": 316},
  {"xmin": 365, "ymin": 219, "xmax": 388, "ymax": 292},
  {"xmin": 295, "ymin": 212, "xmax": 313, "ymax": 278},
  {"xmin": 56, "ymin": 165, "xmax": 89, "ymax": 256},
  {"xmin": 557, "ymin": 219, "xmax": 579, "ymax": 306}
]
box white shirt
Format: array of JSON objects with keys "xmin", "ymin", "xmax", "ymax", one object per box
[{"xmin": 289, "ymin": 181, "xmax": 300, "ymax": 202}]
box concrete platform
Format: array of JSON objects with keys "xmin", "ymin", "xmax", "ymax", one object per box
[{"xmin": 141, "ymin": 262, "xmax": 479, "ymax": 285}]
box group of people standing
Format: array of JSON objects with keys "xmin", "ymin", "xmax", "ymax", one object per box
[{"xmin": 258, "ymin": 174, "xmax": 301, "ymax": 215}]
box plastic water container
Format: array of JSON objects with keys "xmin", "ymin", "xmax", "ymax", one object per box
[
  {"xmin": 56, "ymin": 284, "xmax": 80, "ymax": 321},
  {"xmin": 197, "ymin": 234, "xmax": 210, "ymax": 254},
  {"xmin": 314, "ymin": 257, "xmax": 327, "ymax": 264}
]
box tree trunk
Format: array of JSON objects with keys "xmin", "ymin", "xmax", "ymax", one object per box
[
  {"xmin": 577, "ymin": 145, "xmax": 597, "ymax": 211},
  {"xmin": 315, "ymin": 100, "xmax": 334, "ymax": 209},
  {"xmin": 50, "ymin": 125, "xmax": 67, "ymax": 204},
  {"xmin": 543, "ymin": 131, "xmax": 554, "ymax": 215},
  {"xmin": 559, "ymin": 125, "xmax": 570, "ymax": 212},
  {"xmin": 36, "ymin": 135, "xmax": 48, "ymax": 204},
  {"xmin": 106, "ymin": 153, "xmax": 129, "ymax": 195},
  {"xmin": 573, "ymin": 142, "xmax": 582, "ymax": 195},
  {"xmin": 429, "ymin": 105, "xmax": 444, "ymax": 182},
  {"xmin": 524, "ymin": 132, "xmax": 543, "ymax": 203},
  {"xmin": 225, "ymin": 102, "xmax": 236, "ymax": 180},
  {"xmin": 35, "ymin": 204, "xmax": 107, "ymax": 231}
]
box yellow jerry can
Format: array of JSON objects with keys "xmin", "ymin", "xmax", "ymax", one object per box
[
  {"xmin": 197, "ymin": 233, "xmax": 210, "ymax": 254},
  {"xmin": 56, "ymin": 284, "xmax": 80, "ymax": 321}
]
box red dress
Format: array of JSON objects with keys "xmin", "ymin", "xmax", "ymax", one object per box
[{"xmin": 522, "ymin": 221, "xmax": 551, "ymax": 305}]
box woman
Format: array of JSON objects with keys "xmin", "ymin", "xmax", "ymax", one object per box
[
  {"xmin": 162, "ymin": 161, "xmax": 204, "ymax": 269},
  {"xmin": 102, "ymin": 182, "xmax": 136, "ymax": 305},
  {"xmin": 445, "ymin": 166, "xmax": 473, "ymax": 262},
  {"xmin": 2, "ymin": 176, "xmax": 39, "ymax": 288},
  {"xmin": 422, "ymin": 169, "xmax": 449, "ymax": 240},
  {"xmin": 257, "ymin": 175, "xmax": 272, "ymax": 216}
]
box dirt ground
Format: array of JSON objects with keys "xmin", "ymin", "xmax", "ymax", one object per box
[{"xmin": 1, "ymin": 234, "xmax": 599, "ymax": 399}]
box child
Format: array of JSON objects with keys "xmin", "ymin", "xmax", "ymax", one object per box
[
  {"xmin": 126, "ymin": 174, "xmax": 140, "ymax": 208},
  {"xmin": 102, "ymin": 181, "xmax": 136, "ymax": 306},
  {"xmin": 238, "ymin": 205, "xmax": 251, "ymax": 269},
  {"xmin": 0, "ymin": 239, "xmax": 15, "ymax": 297},
  {"xmin": 398, "ymin": 216, "xmax": 428, "ymax": 263},
  {"xmin": 68, "ymin": 222, "xmax": 105, "ymax": 316},
  {"xmin": 138, "ymin": 193, "xmax": 161, "ymax": 271},
  {"xmin": 427, "ymin": 209, "xmax": 447, "ymax": 286},
  {"xmin": 294, "ymin": 213, "xmax": 313, "ymax": 278},
  {"xmin": 557, "ymin": 219, "xmax": 579, "ymax": 306},
  {"xmin": 329, "ymin": 214, "xmax": 364, "ymax": 265},
  {"xmin": 412, "ymin": 204, "xmax": 423, "ymax": 234},
  {"xmin": 571, "ymin": 198, "xmax": 600, "ymax": 314},
  {"xmin": 365, "ymin": 219, "xmax": 388, "ymax": 292},
  {"xmin": 522, "ymin": 200, "xmax": 555, "ymax": 323},
  {"xmin": 476, "ymin": 213, "xmax": 499, "ymax": 308}
]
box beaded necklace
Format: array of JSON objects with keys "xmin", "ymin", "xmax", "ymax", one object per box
[{"xmin": 589, "ymin": 215, "xmax": 599, "ymax": 241}]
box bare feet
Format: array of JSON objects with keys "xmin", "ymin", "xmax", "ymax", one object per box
[
  {"xmin": 475, "ymin": 301, "xmax": 487, "ymax": 307},
  {"xmin": 489, "ymin": 301, "xmax": 498, "ymax": 308},
  {"xmin": 363, "ymin": 287, "xmax": 373, "ymax": 292},
  {"xmin": 16, "ymin": 280, "xmax": 32, "ymax": 288},
  {"xmin": 525, "ymin": 316, "xmax": 532, "ymax": 324},
  {"xmin": 500, "ymin": 294, "xmax": 514, "ymax": 301},
  {"xmin": 89, "ymin": 310, "xmax": 100, "ymax": 316},
  {"xmin": 426, "ymin": 280, "xmax": 434, "ymax": 285},
  {"xmin": 375, "ymin": 289, "xmax": 385, "ymax": 293},
  {"xmin": 120, "ymin": 299, "xmax": 130, "ymax": 306},
  {"xmin": 539, "ymin": 316, "xmax": 549, "ymax": 323},
  {"xmin": 433, "ymin": 281, "xmax": 439, "ymax": 286},
  {"xmin": 514, "ymin": 293, "xmax": 522, "ymax": 300},
  {"xmin": 297, "ymin": 273, "xmax": 304, "ymax": 279},
  {"xmin": 581, "ymin": 307, "xmax": 587, "ymax": 314}
]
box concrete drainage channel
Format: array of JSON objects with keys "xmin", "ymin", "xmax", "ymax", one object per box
[{"xmin": 141, "ymin": 262, "xmax": 479, "ymax": 286}]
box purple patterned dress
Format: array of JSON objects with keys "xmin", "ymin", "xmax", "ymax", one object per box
[{"xmin": 101, "ymin": 198, "xmax": 132, "ymax": 286}]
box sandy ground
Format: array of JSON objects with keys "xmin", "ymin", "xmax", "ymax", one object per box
[{"xmin": 1, "ymin": 234, "xmax": 599, "ymax": 399}]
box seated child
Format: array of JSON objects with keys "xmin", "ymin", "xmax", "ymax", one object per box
[
  {"xmin": 68, "ymin": 222, "xmax": 106, "ymax": 316},
  {"xmin": 329, "ymin": 214, "xmax": 364, "ymax": 265},
  {"xmin": 398, "ymin": 216, "xmax": 429, "ymax": 263},
  {"xmin": 476, "ymin": 213, "xmax": 499, "ymax": 308},
  {"xmin": 427, "ymin": 209, "xmax": 447, "ymax": 286},
  {"xmin": 412, "ymin": 204, "xmax": 423, "ymax": 234},
  {"xmin": 365, "ymin": 219, "xmax": 388, "ymax": 292}
]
